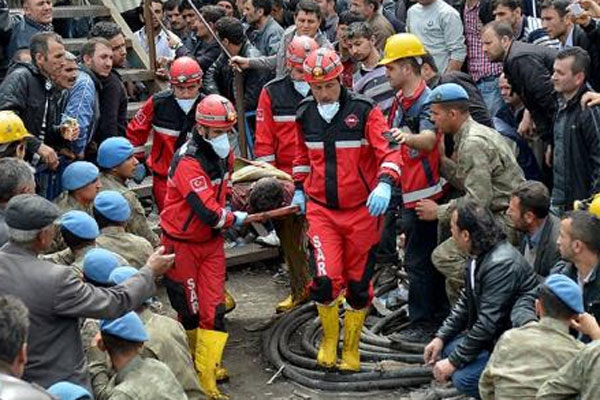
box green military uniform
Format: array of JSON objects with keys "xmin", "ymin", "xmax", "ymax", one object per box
[
  {"xmin": 96, "ymin": 226, "xmax": 154, "ymax": 269},
  {"xmin": 43, "ymin": 245, "xmax": 128, "ymax": 280},
  {"xmin": 99, "ymin": 173, "xmax": 160, "ymax": 248},
  {"xmin": 537, "ymin": 340, "xmax": 600, "ymax": 399},
  {"xmin": 48, "ymin": 192, "xmax": 94, "ymax": 253},
  {"xmin": 479, "ymin": 317, "xmax": 584, "ymax": 400},
  {"xmin": 89, "ymin": 353, "xmax": 187, "ymax": 400},
  {"xmin": 433, "ymin": 117, "xmax": 525, "ymax": 303},
  {"xmin": 139, "ymin": 308, "xmax": 202, "ymax": 400}
]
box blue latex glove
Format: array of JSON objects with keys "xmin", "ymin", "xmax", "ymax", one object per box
[
  {"xmin": 233, "ymin": 211, "xmax": 248, "ymax": 227},
  {"xmin": 291, "ymin": 190, "xmax": 306, "ymax": 215},
  {"xmin": 366, "ymin": 182, "xmax": 392, "ymax": 216}
]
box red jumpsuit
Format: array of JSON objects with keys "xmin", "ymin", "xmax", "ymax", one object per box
[
  {"xmin": 127, "ymin": 90, "xmax": 201, "ymax": 211},
  {"xmin": 293, "ymin": 88, "xmax": 402, "ymax": 309},
  {"xmin": 254, "ymin": 75, "xmax": 305, "ymax": 175},
  {"xmin": 160, "ymin": 133, "xmax": 235, "ymax": 331}
]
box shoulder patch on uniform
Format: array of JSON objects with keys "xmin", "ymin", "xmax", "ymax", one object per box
[
  {"xmin": 134, "ymin": 109, "xmax": 147, "ymax": 125},
  {"xmin": 190, "ymin": 176, "xmax": 208, "ymax": 193}
]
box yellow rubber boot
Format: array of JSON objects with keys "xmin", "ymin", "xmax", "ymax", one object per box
[
  {"xmin": 188, "ymin": 329, "xmax": 227, "ymax": 382},
  {"xmin": 275, "ymin": 291, "xmax": 309, "ymax": 313},
  {"xmin": 196, "ymin": 329, "xmax": 229, "ymax": 400},
  {"xmin": 338, "ymin": 308, "xmax": 367, "ymax": 372},
  {"xmin": 224, "ymin": 289, "xmax": 236, "ymax": 314},
  {"xmin": 316, "ymin": 299, "xmax": 340, "ymax": 368}
]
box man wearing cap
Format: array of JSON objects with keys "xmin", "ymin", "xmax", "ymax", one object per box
[
  {"xmin": 479, "ymin": 274, "xmax": 591, "ymax": 399},
  {"xmin": 254, "ymin": 35, "xmax": 318, "ymax": 313},
  {"xmin": 161, "ymin": 94, "xmax": 247, "ymax": 399},
  {"xmin": 89, "ymin": 312, "xmax": 187, "ymax": 400},
  {"xmin": 293, "ymin": 47, "xmax": 402, "ymax": 373},
  {"xmin": 94, "ymin": 191, "xmax": 153, "ymax": 269},
  {"xmin": 104, "ymin": 267, "xmax": 203, "ymax": 400},
  {"xmin": 380, "ymin": 33, "xmax": 449, "ymax": 342},
  {"xmin": 0, "ymin": 111, "xmax": 32, "ymax": 159},
  {"xmin": 47, "ymin": 382, "xmax": 92, "ymax": 400},
  {"xmin": 127, "ymin": 57, "xmax": 204, "ymax": 212},
  {"xmin": 97, "ymin": 137, "xmax": 160, "ymax": 248},
  {"xmin": 0, "ymin": 194, "xmax": 174, "ymax": 390},
  {"xmin": 55, "ymin": 161, "xmax": 102, "ymax": 216},
  {"xmin": 44, "ymin": 211, "xmax": 127, "ymax": 282},
  {"xmin": 415, "ymin": 83, "xmax": 525, "ymax": 305},
  {"xmin": 0, "ymin": 158, "xmax": 35, "ymax": 247}
]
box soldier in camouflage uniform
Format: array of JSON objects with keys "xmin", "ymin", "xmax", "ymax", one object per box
[
  {"xmin": 96, "ymin": 137, "xmax": 160, "ymax": 248},
  {"xmin": 537, "ymin": 340, "xmax": 600, "ymax": 399},
  {"xmin": 93, "ymin": 191, "xmax": 154, "ymax": 269},
  {"xmin": 43, "ymin": 211, "xmax": 126, "ymax": 280},
  {"xmin": 414, "ymin": 84, "xmax": 525, "ymax": 304},
  {"xmin": 50, "ymin": 161, "xmax": 102, "ymax": 253},
  {"xmin": 89, "ymin": 312, "xmax": 187, "ymax": 400},
  {"xmin": 109, "ymin": 266, "xmax": 203, "ymax": 400},
  {"xmin": 479, "ymin": 274, "xmax": 587, "ymax": 400}
]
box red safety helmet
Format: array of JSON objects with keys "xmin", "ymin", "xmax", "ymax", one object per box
[
  {"xmin": 196, "ymin": 94, "xmax": 237, "ymax": 129},
  {"xmin": 169, "ymin": 56, "xmax": 203, "ymax": 85},
  {"xmin": 286, "ymin": 35, "xmax": 319, "ymax": 69},
  {"xmin": 303, "ymin": 48, "xmax": 344, "ymax": 84}
]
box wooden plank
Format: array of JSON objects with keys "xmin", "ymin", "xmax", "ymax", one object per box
[
  {"xmin": 116, "ymin": 68, "xmax": 155, "ymax": 82},
  {"xmin": 10, "ymin": 5, "xmax": 111, "ymax": 18},
  {"xmin": 226, "ymin": 243, "xmax": 280, "ymax": 267}
]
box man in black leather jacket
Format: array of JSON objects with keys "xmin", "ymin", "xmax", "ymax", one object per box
[
  {"xmin": 204, "ymin": 16, "xmax": 270, "ymax": 112},
  {"xmin": 423, "ymin": 199, "xmax": 539, "ymax": 399}
]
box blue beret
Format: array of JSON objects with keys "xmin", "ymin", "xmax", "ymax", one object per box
[
  {"xmin": 60, "ymin": 211, "xmax": 99, "ymax": 240},
  {"xmin": 100, "ymin": 311, "xmax": 149, "ymax": 342},
  {"xmin": 426, "ymin": 83, "xmax": 469, "ymax": 104},
  {"xmin": 47, "ymin": 381, "xmax": 92, "ymax": 400},
  {"xmin": 544, "ymin": 274, "xmax": 584, "ymax": 314},
  {"xmin": 109, "ymin": 266, "xmax": 139, "ymax": 285},
  {"xmin": 83, "ymin": 248, "xmax": 120, "ymax": 284},
  {"xmin": 94, "ymin": 190, "xmax": 131, "ymax": 222},
  {"xmin": 62, "ymin": 161, "xmax": 99, "ymax": 191},
  {"xmin": 97, "ymin": 137, "xmax": 134, "ymax": 169}
]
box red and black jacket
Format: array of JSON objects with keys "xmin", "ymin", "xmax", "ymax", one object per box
[
  {"xmin": 293, "ymin": 87, "xmax": 403, "ymax": 210},
  {"xmin": 126, "ymin": 89, "xmax": 202, "ymax": 178},
  {"xmin": 254, "ymin": 75, "xmax": 306, "ymax": 175},
  {"xmin": 160, "ymin": 131, "xmax": 235, "ymax": 243}
]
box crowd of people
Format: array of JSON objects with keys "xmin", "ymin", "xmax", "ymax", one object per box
[{"xmin": 1, "ymin": 0, "xmax": 600, "ymax": 399}]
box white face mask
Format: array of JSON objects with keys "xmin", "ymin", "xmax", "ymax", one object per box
[
  {"xmin": 176, "ymin": 98, "xmax": 196, "ymax": 114},
  {"xmin": 209, "ymin": 133, "xmax": 231, "ymax": 159},
  {"xmin": 317, "ymin": 102, "xmax": 340, "ymax": 123},
  {"xmin": 293, "ymin": 80, "xmax": 310, "ymax": 97}
]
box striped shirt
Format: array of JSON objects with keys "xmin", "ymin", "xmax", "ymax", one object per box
[
  {"xmin": 353, "ymin": 65, "xmax": 395, "ymax": 117},
  {"xmin": 463, "ymin": 1, "xmax": 503, "ymax": 83},
  {"xmin": 517, "ymin": 16, "xmax": 560, "ymax": 49}
]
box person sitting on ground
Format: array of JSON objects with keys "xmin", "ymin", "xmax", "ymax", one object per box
[
  {"xmin": 94, "ymin": 191, "xmax": 153, "ymax": 269},
  {"xmin": 89, "ymin": 312, "xmax": 187, "ymax": 400},
  {"xmin": 0, "ymin": 158, "xmax": 35, "ymax": 247},
  {"xmin": 0, "ymin": 295, "xmax": 54, "ymax": 400},
  {"xmin": 479, "ymin": 274, "xmax": 593, "ymax": 399},
  {"xmin": 107, "ymin": 267, "xmax": 203, "ymax": 400},
  {"xmin": 97, "ymin": 137, "xmax": 160, "ymax": 248},
  {"xmin": 507, "ymin": 181, "xmax": 561, "ymax": 277},
  {"xmin": 423, "ymin": 199, "xmax": 539, "ymax": 399},
  {"xmin": 44, "ymin": 210, "xmax": 127, "ymax": 279},
  {"xmin": 54, "ymin": 161, "xmax": 102, "ymax": 216}
]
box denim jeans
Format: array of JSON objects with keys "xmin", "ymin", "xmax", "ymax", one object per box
[
  {"xmin": 476, "ymin": 76, "xmax": 504, "ymax": 119},
  {"xmin": 442, "ymin": 335, "xmax": 491, "ymax": 399}
]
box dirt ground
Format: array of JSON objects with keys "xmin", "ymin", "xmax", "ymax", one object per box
[{"xmin": 209, "ymin": 263, "xmax": 426, "ymax": 400}]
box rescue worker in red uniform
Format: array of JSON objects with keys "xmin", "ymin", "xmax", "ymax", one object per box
[
  {"xmin": 160, "ymin": 94, "xmax": 247, "ymax": 400},
  {"xmin": 254, "ymin": 35, "xmax": 319, "ymax": 313},
  {"xmin": 380, "ymin": 34, "xmax": 449, "ymax": 342},
  {"xmin": 127, "ymin": 56, "xmax": 203, "ymax": 212},
  {"xmin": 292, "ymin": 48, "xmax": 403, "ymax": 372}
]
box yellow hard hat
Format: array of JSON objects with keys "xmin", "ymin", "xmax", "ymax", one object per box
[
  {"xmin": 379, "ymin": 33, "xmax": 427, "ymax": 65},
  {"xmin": 589, "ymin": 195, "xmax": 600, "ymax": 218},
  {"xmin": 0, "ymin": 111, "xmax": 31, "ymax": 145}
]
